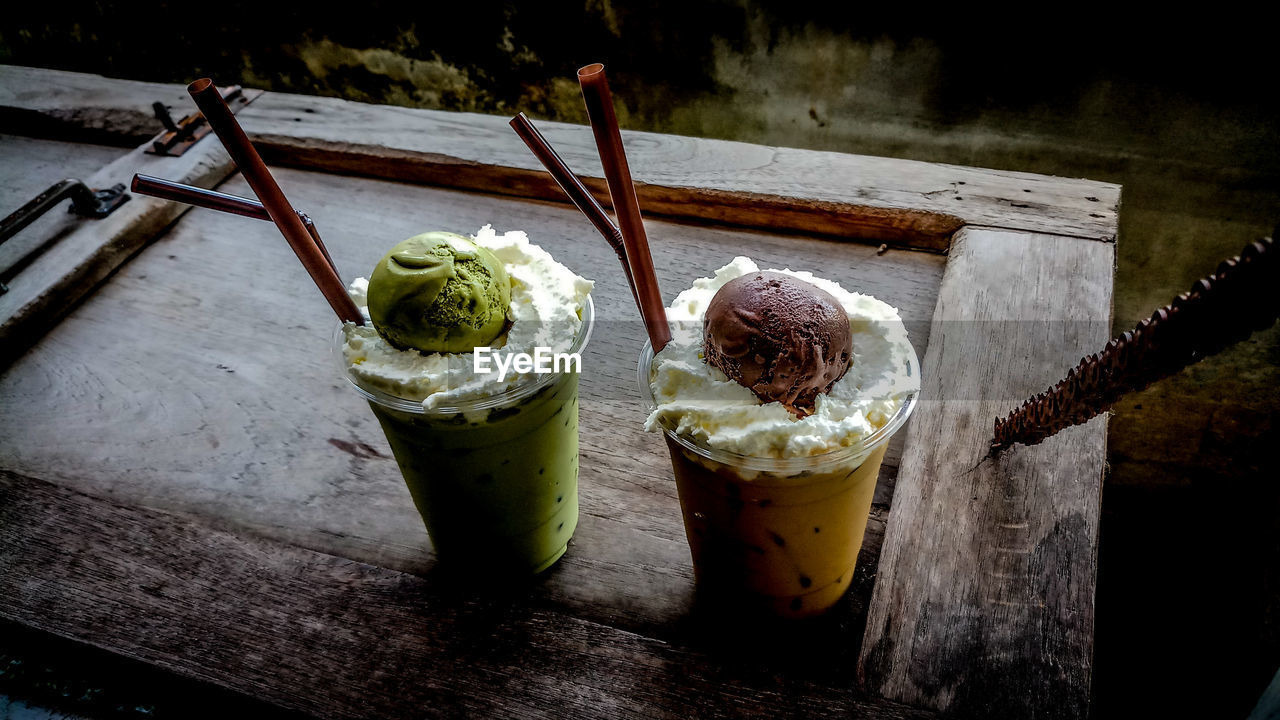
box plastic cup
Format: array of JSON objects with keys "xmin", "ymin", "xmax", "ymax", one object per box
[
  {"xmin": 337, "ymin": 296, "xmax": 593, "ymax": 577},
  {"xmin": 638, "ymin": 339, "xmax": 918, "ymax": 617}
]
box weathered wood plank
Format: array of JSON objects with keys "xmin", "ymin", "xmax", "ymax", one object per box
[
  {"xmin": 0, "ymin": 65, "xmax": 1117, "ymax": 716},
  {"xmin": 0, "ymin": 65, "xmax": 1121, "ymax": 248},
  {"xmin": 0, "ymin": 66, "xmax": 261, "ymax": 146},
  {"xmin": 0, "ymin": 67, "xmax": 195, "ymax": 145},
  {"xmin": 0, "ymin": 137, "xmax": 235, "ymax": 368},
  {"xmin": 0, "ymin": 166, "xmax": 945, "ymax": 652},
  {"xmin": 0, "ymin": 134, "xmax": 129, "ymax": 285},
  {"xmin": 858, "ymin": 227, "xmax": 1112, "ymax": 718},
  {"xmin": 0, "ymin": 469, "xmax": 938, "ymax": 720},
  {"xmin": 0, "ymin": 134, "xmax": 127, "ymax": 207}
]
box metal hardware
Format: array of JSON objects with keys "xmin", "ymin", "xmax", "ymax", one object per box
[
  {"xmin": 146, "ymin": 85, "xmax": 249, "ymax": 157},
  {"xmin": 153, "ymin": 101, "xmax": 180, "ymax": 132},
  {"xmin": 0, "ymin": 179, "xmax": 130, "ymax": 294}
]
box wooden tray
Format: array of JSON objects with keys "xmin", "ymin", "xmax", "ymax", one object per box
[{"xmin": 0, "ymin": 65, "xmax": 1117, "ymax": 719}]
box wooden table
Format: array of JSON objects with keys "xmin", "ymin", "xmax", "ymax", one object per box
[{"xmin": 0, "ymin": 65, "xmax": 1118, "ymax": 719}]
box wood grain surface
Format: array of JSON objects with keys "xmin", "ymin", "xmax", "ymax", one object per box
[
  {"xmin": 0, "ymin": 134, "xmax": 127, "ymax": 206},
  {"xmin": 858, "ymin": 227, "xmax": 1112, "ymax": 719},
  {"xmin": 0, "ymin": 134, "xmax": 235, "ymax": 368},
  {"xmin": 0, "ymin": 66, "xmax": 193, "ymax": 143},
  {"xmin": 0, "ymin": 66, "xmax": 259, "ymax": 148},
  {"xmin": 0, "ymin": 469, "xmax": 938, "ymax": 720},
  {"xmin": 0, "ymin": 65, "xmax": 1119, "ymax": 719},
  {"xmin": 0, "ymin": 65, "xmax": 1121, "ymax": 249},
  {"xmin": 0, "ymin": 166, "xmax": 944, "ymax": 661},
  {"xmin": 0, "ymin": 133, "xmax": 128, "ymax": 290}
]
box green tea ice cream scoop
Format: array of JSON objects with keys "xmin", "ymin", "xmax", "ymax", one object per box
[{"xmin": 366, "ymin": 231, "xmax": 511, "ymax": 353}]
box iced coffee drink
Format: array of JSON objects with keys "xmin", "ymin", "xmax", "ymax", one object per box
[{"xmin": 641, "ymin": 257, "xmax": 918, "ymax": 616}]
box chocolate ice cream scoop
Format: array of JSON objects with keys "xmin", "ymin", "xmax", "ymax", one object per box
[{"xmin": 703, "ymin": 271, "xmax": 852, "ymax": 415}]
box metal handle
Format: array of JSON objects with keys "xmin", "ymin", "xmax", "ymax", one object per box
[{"xmin": 0, "ymin": 179, "xmax": 129, "ymax": 294}]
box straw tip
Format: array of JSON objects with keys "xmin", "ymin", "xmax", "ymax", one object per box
[
  {"xmin": 578, "ymin": 63, "xmax": 605, "ymax": 79},
  {"xmin": 187, "ymin": 78, "xmax": 214, "ymax": 96}
]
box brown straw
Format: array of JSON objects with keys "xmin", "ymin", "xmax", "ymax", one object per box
[
  {"xmin": 186, "ymin": 78, "xmax": 362, "ymax": 325},
  {"xmin": 577, "ymin": 64, "xmax": 671, "ymax": 351},
  {"xmin": 508, "ymin": 113, "xmax": 639, "ymax": 309},
  {"xmin": 993, "ymin": 233, "xmax": 1278, "ymax": 450},
  {"xmin": 131, "ymin": 174, "xmax": 340, "ymax": 280},
  {"xmin": 295, "ymin": 213, "xmax": 338, "ymax": 282}
]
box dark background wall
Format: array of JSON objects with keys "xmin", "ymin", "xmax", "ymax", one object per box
[{"xmin": 3, "ymin": 4, "xmax": 1278, "ymax": 718}]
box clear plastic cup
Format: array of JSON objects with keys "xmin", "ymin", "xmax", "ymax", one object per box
[
  {"xmin": 336, "ymin": 296, "xmax": 593, "ymax": 577},
  {"xmin": 638, "ymin": 338, "xmax": 918, "ymax": 617}
]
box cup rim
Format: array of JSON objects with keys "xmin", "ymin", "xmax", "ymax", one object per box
[
  {"xmin": 336, "ymin": 294, "xmax": 594, "ymax": 416},
  {"xmin": 637, "ymin": 336, "xmax": 919, "ymax": 473}
]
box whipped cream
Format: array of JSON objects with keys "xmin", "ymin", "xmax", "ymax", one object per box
[
  {"xmin": 341, "ymin": 225, "xmax": 593, "ymax": 410},
  {"xmin": 645, "ymin": 256, "xmax": 918, "ymax": 458}
]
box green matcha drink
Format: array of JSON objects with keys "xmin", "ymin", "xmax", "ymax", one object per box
[
  {"xmin": 357, "ymin": 340, "xmax": 586, "ymax": 576},
  {"xmin": 338, "ymin": 227, "xmax": 594, "ymax": 576}
]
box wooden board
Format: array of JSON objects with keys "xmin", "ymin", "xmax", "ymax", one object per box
[
  {"xmin": 0, "ymin": 134, "xmax": 129, "ymax": 291},
  {"xmin": 0, "ymin": 64, "xmax": 1118, "ymax": 719},
  {"xmin": 0, "ymin": 65, "xmax": 1121, "ymax": 250},
  {"xmin": 0, "ymin": 134, "xmax": 127, "ymax": 206},
  {"xmin": 858, "ymin": 227, "xmax": 1112, "ymax": 718},
  {"xmin": 0, "ymin": 139, "xmax": 237, "ymax": 367},
  {"xmin": 0, "ymin": 67, "xmax": 194, "ymax": 144},
  {"xmin": 0, "ymin": 470, "xmax": 936, "ymax": 720},
  {"xmin": 0, "ymin": 167, "xmax": 945, "ymax": 646}
]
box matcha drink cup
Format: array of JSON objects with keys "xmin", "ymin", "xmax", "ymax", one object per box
[
  {"xmin": 641, "ymin": 257, "xmax": 920, "ymax": 617},
  {"xmin": 337, "ymin": 298, "xmax": 592, "ymax": 576},
  {"xmin": 337, "ymin": 227, "xmax": 595, "ymax": 577}
]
